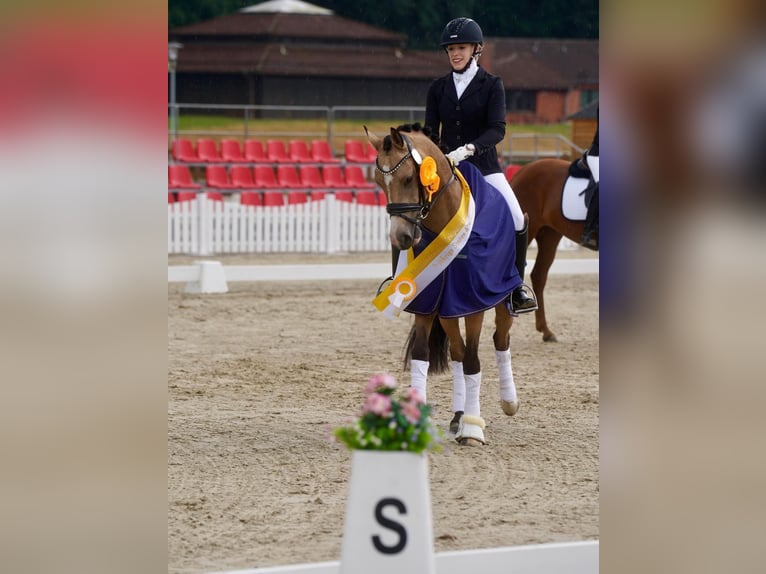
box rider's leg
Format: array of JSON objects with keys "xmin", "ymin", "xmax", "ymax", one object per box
[{"xmin": 484, "ymin": 173, "xmax": 538, "ymax": 313}]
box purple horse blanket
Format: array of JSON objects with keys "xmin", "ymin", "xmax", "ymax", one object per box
[{"xmin": 405, "ymin": 161, "xmax": 520, "ymax": 318}]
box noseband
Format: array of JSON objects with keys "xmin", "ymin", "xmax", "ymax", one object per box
[{"xmin": 375, "ymin": 133, "xmax": 455, "ymax": 226}]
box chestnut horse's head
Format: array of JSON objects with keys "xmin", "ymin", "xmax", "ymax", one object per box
[{"xmin": 366, "ymin": 124, "xmax": 456, "ymax": 250}]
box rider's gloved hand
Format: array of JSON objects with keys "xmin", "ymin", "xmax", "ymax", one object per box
[{"xmin": 446, "ymin": 143, "xmax": 475, "ymax": 163}]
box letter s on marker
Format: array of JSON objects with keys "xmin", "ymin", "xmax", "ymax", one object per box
[{"xmin": 371, "ymin": 497, "xmax": 407, "ymax": 554}]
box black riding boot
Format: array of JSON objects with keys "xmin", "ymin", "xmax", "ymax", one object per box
[
  {"xmin": 580, "ymin": 181, "xmax": 599, "ymax": 251},
  {"xmin": 511, "ymin": 223, "xmax": 538, "ymax": 313}
]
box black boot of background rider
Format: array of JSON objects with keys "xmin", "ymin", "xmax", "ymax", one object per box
[
  {"xmin": 511, "ymin": 223, "xmax": 538, "ymax": 313},
  {"xmin": 580, "ymin": 183, "xmax": 599, "ymax": 250}
]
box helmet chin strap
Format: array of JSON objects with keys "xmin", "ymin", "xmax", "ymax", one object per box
[{"xmin": 453, "ymin": 52, "xmax": 480, "ymax": 74}]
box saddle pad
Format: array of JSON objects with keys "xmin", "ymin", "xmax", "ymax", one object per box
[{"xmin": 561, "ymin": 176, "xmax": 590, "ymax": 221}]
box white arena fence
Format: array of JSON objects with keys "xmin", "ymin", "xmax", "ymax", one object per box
[{"xmin": 168, "ymin": 193, "xmax": 390, "ymax": 255}]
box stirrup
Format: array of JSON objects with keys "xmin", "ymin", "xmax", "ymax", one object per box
[{"xmin": 511, "ymin": 283, "xmax": 538, "ymax": 314}]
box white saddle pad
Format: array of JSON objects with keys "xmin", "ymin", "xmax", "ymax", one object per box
[{"xmin": 561, "ymin": 176, "xmax": 590, "ymax": 221}]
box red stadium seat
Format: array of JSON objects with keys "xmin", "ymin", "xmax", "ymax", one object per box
[
  {"xmin": 254, "ymin": 165, "xmax": 281, "ymax": 189},
  {"xmin": 505, "ymin": 164, "xmax": 522, "ymax": 181},
  {"xmin": 266, "ymin": 139, "xmax": 291, "ymax": 163},
  {"xmin": 240, "ymin": 192, "xmax": 263, "ymax": 206},
  {"xmin": 333, "ymin": 191, "xmax": 354, "ymax": 202},
  {"xmin": 176, "ymin": 191, "xmax": 221, "ymax": 201},
  {"xmin": 221, "ymin": 139, "xmax": 247, "ymax": 163},
  {"xmin": 172, "ymin": 138, "xmax": 199, "ymax": 163},
  {"xmin": 168, "ymin": 165, "xmax": 202, "ymax": 189},
  {"xmin": 310, "ymin": 190, "xmax": 326, "ymax": 201},
  {"xmin": 366, "ymin": 141, "xmax": 378, "ymax": 162},
  {"xmin": 176, "ymin": 191, "xmax": 197, "ymax": 202},
  {"xmin": 244, "ymin": 139, "xmax": 267, "ymax": 163},
  {"xmin": 356, "ymin": 190, "xmax": 378, "ymax": 205},
  {"xmin": 299, "ymin": 165, "xmax": 325, "ymax": 189},
  {"xmin": 288, "ymin": 140, "xmax": 313, "ymax": 163},
  {"xmin": 322, "ymin": 165, "xmax": 353, "ymax": 188},
  {"xmin": 287, "ymin": 191, "xmax": 309, "ymax": 204},
  {"xmin": 345, "ymin": 165, "xmax": 376, "ymax": 189},
  {"xmin": 310, "ymin": 139, "xmax": 341, "ymax": 163},
  {"xmin": 344, "ymin": 139, "xmax": 368, "ymax": 163},
  {"xmin": 205, "ymin": 165, "xmax": 238, "ymax": 190},
  {"xmin": 197, "ymin": 138, "xmax": 224, "ymax": 162},
  {"xmin": 230, "ymin": 165, "xmax": 257, "ymax": 189},
  {"xmin": 168, "ymin": 192, "xmax": 175, "ymax": 203},
  {"xmin": 262, "ymin": 191, "xmax": 285, "ymax": 206},
  {"xmin": 276, "ymin": 165, "xmax": 304, "ymax": 189}
]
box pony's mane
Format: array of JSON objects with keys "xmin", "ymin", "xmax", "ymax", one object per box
[{"xmin": 382, "ymin": 122, "xmax": 443, "ymax": 153}]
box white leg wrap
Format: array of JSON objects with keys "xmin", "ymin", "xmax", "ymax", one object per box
[
  {"xmin": 455, "ymin": 414, "xmax": 486, "ymax": 445},
  {"xmin": 410, "ymin": 359, "xmax": 429, "ymax": 403},
  {"xmin": 451, "ymin": 362, "xmax": 465, "ymax": 413},
  {"xmin": 496, "ymin": 349, "xmax": 520, "ymax": 416},
  {"xmin": 464, "ymin": 371, "xmax": 482, "ymax": 417}
]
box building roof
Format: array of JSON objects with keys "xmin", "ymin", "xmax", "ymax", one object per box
[
  {"xmin": 171, "ymin": 6, "xmax": 404, "ymax": 45},
  {"xmin": 488, "ymin": 38, "xmax": 598, "ymax": 90},
  {"xmin": 240, "ymin": 0, "xmax": 332, "ymax": 15},
  {"xmin": 568, "ymin": 99, "xmax": 599, "ymax": 120}
]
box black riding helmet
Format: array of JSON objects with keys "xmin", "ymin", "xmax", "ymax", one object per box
[{"xmin": 440, "ymin": 17, "xmax": 483, "ymax": 48}]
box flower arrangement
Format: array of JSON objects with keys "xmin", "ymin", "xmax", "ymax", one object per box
[{"xmin": 334, "ymin": 373, "xmax": 443, "ymax": 454}]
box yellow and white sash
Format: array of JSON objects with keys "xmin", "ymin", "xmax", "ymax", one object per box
[{"xmin": 372, "ymin": 169, "xmax": 475, "ymax": 319}]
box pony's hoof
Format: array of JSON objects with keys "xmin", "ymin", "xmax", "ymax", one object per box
[
  {"xmin": 542, "ymin": 332, "xmax": 558, "ymax": 343},
  {"xmin": 454, "ymin": 415, "xmax": 486, "ymax": 446},
  {"xmin": 458, "ymin": 437, "xmax": 484, "ymax": 447},
  {"xmin": 448, "ymin": 411, "xmax": 463, "ymax": 434},
  {"xmin": 500, "ymin": 399, "xmax": 520, "ymax": 416}
]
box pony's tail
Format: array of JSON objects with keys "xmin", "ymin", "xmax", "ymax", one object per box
[{"xmin": 403, "ymin": 318, "xmax": 450, "ymax": 375}]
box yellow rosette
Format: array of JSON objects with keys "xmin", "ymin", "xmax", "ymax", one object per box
[{"xmin": 419, "ymin": 156, "xmax": 440, "ymax": 202}]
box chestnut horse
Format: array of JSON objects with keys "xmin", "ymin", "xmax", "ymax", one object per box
[
  {"xmin": 368, "ymin": 125, "xmax": 522, "ymax": 446},
  {"xmin": 510, "ymin": 158, "xmax": 596, "ymax": 342}
]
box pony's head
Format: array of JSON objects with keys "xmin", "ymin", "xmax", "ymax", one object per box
[{"xmin": 366, "ymin": 124, "xmax": 454, "ymax": 250}]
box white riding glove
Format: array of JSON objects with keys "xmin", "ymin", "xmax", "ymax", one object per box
[{"xmin": 446, "ymin": 143, "xmax": 475, "ymax": 163}]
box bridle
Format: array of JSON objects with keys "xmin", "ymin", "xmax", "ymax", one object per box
[{"xmin": 375, "ymin": 132, "xmax": 456, "ymax": 226}]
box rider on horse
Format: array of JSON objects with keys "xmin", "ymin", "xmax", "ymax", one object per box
[
  {"xmin": 577, "ymin": 116, "xmax": 599, "ymax": 250},
  {"xmin": 423, "ymin": 17, "xmax": 538, "ymax": 314}
]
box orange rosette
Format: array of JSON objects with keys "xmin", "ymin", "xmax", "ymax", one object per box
[{"xmin": 419, "ymin": 156, "xmax": 441, "ymax": 201}]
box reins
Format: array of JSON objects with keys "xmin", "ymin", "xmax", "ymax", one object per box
[{"xmin": 375, "ymin": 132, "xmax": 456, "ymax": 226}]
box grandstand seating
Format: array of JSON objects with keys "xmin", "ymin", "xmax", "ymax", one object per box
[
  {"xmin": 168, "ymin": 165, "xmax": 202, "ymax": 189},
  {"xmin": 344, "ymin": 165, "xmax": 376, "ymax": 189},
  {"xmin": 197, "ymin": 138, "xmax": 224, "ymax": 162},
  {"xmin": 277, "ymin": 165, "xmax": 304, "ymax": 189},
  {"xmin": 244, "ymin": 139, "xmax": 268, "ymax": 163},
  {"xmin": 344, "ymin": 139, "xmax": 369, "ymax": 163},
  {"xmin": 263, "ymin": 191, "xmax": 285, "ymax": 206},
  {"xmin": 322, "ymin": 165, "xmax": 353, "ymax": 188},
  {"xmin": 221, "ymin": 139, "xmax": 248, "ymax": 163},
  {"xmin": 356, "ymin": 190, "xmax": 379, "ymax": 206},
  {"xmin": 254, "ymin": 165, "xmax": 281, "ymax": 189},
  {"xmin": 266, "ymin": 139, "xmax": 291, "ymax": 163},
  {"xmin": 299, "ymin": 165, "xmax": 325, "ymax": 189},
  {"xmin": 288, "ymin": 140, "xmax": 313, "ymax": 163},
  {"xmin": 287, "ymin": 191, "xmax": 310, "ymax": 204},
  {"xmin": 205, "ymin": 165, "xmax": 238, "ymax": 190},
  {"xmin": 230, "ymin": 165, "xmax": 257, "ymax": 189},
  {"xmin": 240, "ymin": 192, "xmax": 263, "ymax": 206},
  {"xmin": 505, "ymin": 164, "xmax": 523, "ymax": 181},
  {"xmin": 172, "ymin": 138, "xmax": 199, "ymax": 163},
  {"xmin": 310, "ymin": 139, "xmax": 340, "ymax": 163}
]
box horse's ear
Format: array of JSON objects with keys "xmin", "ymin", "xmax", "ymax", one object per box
[
  {"xmin": 390, "ymin": 127, "xmax": 406, "ymax": 150},
  {"xmin": 365, "ymin": 126, "xmax": 382, "ymax": 150}
]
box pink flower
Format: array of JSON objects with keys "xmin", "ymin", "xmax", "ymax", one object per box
[
  {"xmin": 402, "ymin": 387, "xmax": 424, "ymax": 405},
  {"xmin": 362, "ymin": 392, "xmax": 392, "ymax": 417},
  {"xmin": 365, "ymin": 373, "xmax": 397, "ymax": 395},
  {"xmin": 400, "ymin": 399, "xmax": 422, "ymax": 425}
]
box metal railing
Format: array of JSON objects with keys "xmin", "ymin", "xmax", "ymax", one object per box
[{"xmin": 168, "ymin": 103, "xmax": 581, "ymax": 162}]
